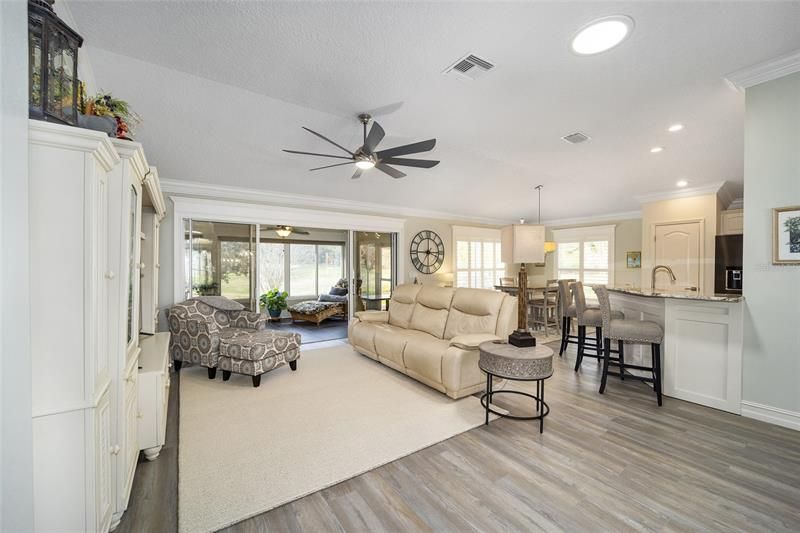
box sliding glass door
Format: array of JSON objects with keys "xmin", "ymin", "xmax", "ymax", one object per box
[
  {"xmin": 184, "ymin": 220, "xmax": 256, "ymax": 309},
  {"xmin": 256, "ymin": 227, "xmax": 347, "ymax": 311},
  {"xmin": 351, "ymin": 231, "xmax": 397, "ymax": 313}
]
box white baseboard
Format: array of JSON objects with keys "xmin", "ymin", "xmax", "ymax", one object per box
[{"xmin": 741, "ymin": 401, "xmax": 800, "ymax": 432}]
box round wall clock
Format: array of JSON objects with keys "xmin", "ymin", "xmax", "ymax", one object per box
[{"xmin": 410, "ymin": 230, "xmax": 445, "ymax": 274}]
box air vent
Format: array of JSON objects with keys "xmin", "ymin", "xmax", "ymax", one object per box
[
  {"xmin": 443, "ymin": 53, "xmax": 495, "ymax": 80},
  {"xmin": 561, "ymin": 132, "xmax": 591, "ymax": 144}
]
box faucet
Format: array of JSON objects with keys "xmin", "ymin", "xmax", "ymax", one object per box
[{"xmin": 651, "ymin": 265, "xmax": 677, "ymax": 291}]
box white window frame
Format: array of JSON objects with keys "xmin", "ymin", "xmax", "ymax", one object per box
[
  {"xmin": 552, "ymin": 225, "xmax": 616, "ymax": 288},
  {"xmin": 452, "ymin": 225, "xmax": 504, "ymax": 289}
]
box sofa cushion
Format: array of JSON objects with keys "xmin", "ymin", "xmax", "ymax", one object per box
[
  {"xmin": 444, "ymin": 288, "xmax": 506, "ymax": 339},
  {"xmin": 409, "ymin": 286, "xmax": 454, "ymax": 338},
  {"xmin": 388, "ymin": 284, "xmax": 422, "ymax": 329},
  {"xmin": 374, "ymin": 326, "xmax": 428, "ymax": 369},
  {"xmin": 403, "ymin": 335, "xmax": 450, "ymax": 384}
]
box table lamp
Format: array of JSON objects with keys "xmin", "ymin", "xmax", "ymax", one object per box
[{"xmin": 501, "ymin": 222, "xmax": 545, "ymax": 347}]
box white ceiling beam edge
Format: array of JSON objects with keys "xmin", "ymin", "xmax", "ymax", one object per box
[
  {"xmin": 725, "ymin": 48, "xmax": 800, "ymax": 91},
  {"xmin": 543, "ymin": 211, "xmax": 641, "ymax": 228},
  {"xmin": 160, "ymin": 178, "xmax": 512, "ymax": 226}
]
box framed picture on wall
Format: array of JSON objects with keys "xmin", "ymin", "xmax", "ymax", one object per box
[
  {"xmin": 626, "ymin": 251, "xmax": 642, "ymax": 268},
  {"xmin": 773, "ymin": 205, "xmax": 800, "ymax": 265}
]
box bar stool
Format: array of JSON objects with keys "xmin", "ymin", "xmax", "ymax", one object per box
[
  {"xmin": 571, "ymin": 281, "xmax": 622, "ymax": 371},
  {"xmin": 530, "ymin": 280, "xmax": 558, "ymax": 337},
  {"xmin": 557, "ymin": 279, "xmax": 578, "ymax": 356},
  {"xmin": 593, "ymin": 286, "xmax": 664, "ymax": 406}
]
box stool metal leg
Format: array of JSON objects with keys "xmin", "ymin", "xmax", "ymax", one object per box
[
  {"xmin": 575, "ymin": 325, "xmax": 585, "ymax": 371},
  {"xmin": 599, "ymin": 338, "xmax": 612, "ymax": 394},
  {"xmin": 653, "ymin": 343, "xmax": 663, "ymax": 406}
]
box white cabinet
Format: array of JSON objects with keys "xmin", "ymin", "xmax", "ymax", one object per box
[
  {"xmin": 29, "ymin": 121, "xmax": 119, "ymax": 533},
  {"xmin": 29, "ymin": 121, "xmax": 166, "ymax": 533},
  {"xmin": 141, "ymin": 209, "xmax": 161, "ymax": 335},
  {"xmin": 720, "ymin": 209, "xmax": 744, "ymax": 235},
  {"xmin": 107, "ymin": 138, "xmax": 147, "ymax": 531},
  {"xmin": 138, "ymin": 332, "xmax": 171, "ymax": 460}
]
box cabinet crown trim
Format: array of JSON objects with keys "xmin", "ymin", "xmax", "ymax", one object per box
[{"xmin": 29, "ymin": 120, "xmax": 120, "ymax": 170}]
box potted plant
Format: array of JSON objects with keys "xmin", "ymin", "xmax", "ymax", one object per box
[
  {"xmin": 79, "ymin": 88, "xmax": 141, "ymax": 140},
  {"xmin": 260, "ymin": 288, "xmax": 288, "ymax": 318}
]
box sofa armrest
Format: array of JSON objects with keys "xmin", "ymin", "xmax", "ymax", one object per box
[
  {"xmin": 354, "ymin": 310, "xmax": 389, "ymax": 323},
  {"xmin": 449, "ymin": 333, "xmax": 502, "ymax": 350}
]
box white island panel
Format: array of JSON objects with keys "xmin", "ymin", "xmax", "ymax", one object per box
[{"xmin": 608, "ymin": 289, "xmax": 743, "ymax": 414}]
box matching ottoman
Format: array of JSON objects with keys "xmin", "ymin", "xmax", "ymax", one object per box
[{"xmin": 217, "ymin": 329, "xmax": 301, "ymax": 387}]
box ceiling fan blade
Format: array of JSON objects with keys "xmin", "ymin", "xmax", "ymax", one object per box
[
  {"xmin": 309, "ymin": 161, "xmax": 354, "ymax": 171},
  {"xmin": 301, "ymin": 127, "xmax": 355, "ymax": 156},
  {"xmin": 381, "ymin": 157, "xmax": 439, "ymax": 168},
  {"xmin": 376, "ymin": 138, "xmax": 436, "ymax": 159},
  {"xmin": 375, "ymin": 163, "xmax": 407, "ymax": 179},
  {"xmin": 283, "ymin": 149, "xmax": 352, "ymax": 160},
  {"xmin": 351, "ymin": 168, "xmax": 363, "ymax": 180},
  {"xmin": 364, "ymin": 122, "xmax": 385, "ymax": 153}
]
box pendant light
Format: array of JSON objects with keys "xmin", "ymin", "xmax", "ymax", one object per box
[{"xmin": 536, "ymin": 185, "xmax": 557, "ymax": 254}]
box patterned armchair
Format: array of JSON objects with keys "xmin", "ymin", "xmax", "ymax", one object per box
[{"xmin": 166, "ymin": 298, "xmax": 267, "ymax": 378}]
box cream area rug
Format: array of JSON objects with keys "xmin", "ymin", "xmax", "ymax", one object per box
[{"xmin": 178, "ymin": 341, "xmax": 492, "ymax": 533}]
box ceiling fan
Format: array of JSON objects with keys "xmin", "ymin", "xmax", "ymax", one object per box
[
  {"xmin": 283, "ymin": 114, "xmax": 439, "ymax": 179},
  {"xmin": 263, "ymin": 225, "xmax": 310, "ymax": 238}
]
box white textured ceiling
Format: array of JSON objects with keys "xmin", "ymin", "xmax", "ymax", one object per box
[{"xmin": 67, "ymin": 1, "xmax": 800, "ymax": 222}]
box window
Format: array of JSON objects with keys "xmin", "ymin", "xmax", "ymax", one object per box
[
  {"xmin": 256, "ymin": 240, "xmax": 345, "ymax": 300},
  {"xmin": 553, "ymin": 225, "xmax": 615, "ymax": 296},
  {"xmin": 453, "ymin": 226, "xmax": 504, "ymax": 289}
]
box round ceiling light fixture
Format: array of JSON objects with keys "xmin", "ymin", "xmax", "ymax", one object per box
[
  {"xmin": 355, "ymin": 158, "xmax": 375, "ymax": 170},
  {"xmin": 571, "ymin": 15, "xmax": 635, "ymax": 56},
  {"xmin": 676, "ymin": 180, "xmax": 689, "ymax": 187},
  {"xmin": 650, "ymin": 146, "xmax": 664, "ymax": 153},
  {"xmin": 668, "ymin": 123, "xmax": 684, "ymax": 132}
]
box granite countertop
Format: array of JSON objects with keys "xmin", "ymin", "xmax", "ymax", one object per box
[{"xmin": 608, "ymin": 287, "xmax": 743, "ymax": 303}]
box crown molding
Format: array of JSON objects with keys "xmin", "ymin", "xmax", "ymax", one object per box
[
  {"xmin": 728, "ymin": 198, "xmax": 744, "ymax": 210},
  {"xmin": 634, "ymin": 181, "xmax": 727, "ymax": 205},
  {"xmin": 159, "ymin": 179, "xmax": 512, "ymax": 226},
  {"xmin": 29, "ymin": 119, "xmax": 119, "ymax": 171},
  {"xmin": 725, "ymin": 49, "xmax": 800, "ymax": 91},
  {"xmin": 544, "ymin": 210, "xmax": 641, "ymax": 228}
]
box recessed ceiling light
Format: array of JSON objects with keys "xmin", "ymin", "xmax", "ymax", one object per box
[
  {"xmin": 650, "ymin": 146, "xmax": 664, "ymax": 153},
  {"xmin": 676, "ymin": 180, "xmax": 688, "ymax": 187},
  {"xmin": 668, "ymin": 124, "xmax": 684, "ymax": 132},
  {"xmin": 571, "ymin": 15, "xmax": 635, "ymax": 56}
]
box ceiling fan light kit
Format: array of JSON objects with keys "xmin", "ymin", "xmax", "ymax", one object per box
[{"xmin": 283, "ymin": 113, "xmax": 440, "ymax": 179}]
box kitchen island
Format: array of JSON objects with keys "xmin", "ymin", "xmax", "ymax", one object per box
[{"xmin": 608, "ymin": 288, "xmax": 743, "ymax": 414}]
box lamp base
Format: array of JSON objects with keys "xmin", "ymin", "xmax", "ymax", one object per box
[{"xmin": 508, "ymin": 329, "xmax": 537, "ymax": 348}]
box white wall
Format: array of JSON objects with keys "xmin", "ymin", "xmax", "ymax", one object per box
[
  {"xmin": 742, "ymin": 71, "xmax": 800, "ymax": 428},
  {"xmin": 0, "ymin": 0, "xmax": 34, "ymax": 529}
]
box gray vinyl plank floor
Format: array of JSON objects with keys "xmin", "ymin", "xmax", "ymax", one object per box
[{"xmin": 116, "ymin": 341, "xmax": 800, "ymax": 533}]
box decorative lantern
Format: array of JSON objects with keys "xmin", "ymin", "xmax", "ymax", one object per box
[{"xmin": 28, "ymin": 0, "xmax": 83, "ymax": 126}]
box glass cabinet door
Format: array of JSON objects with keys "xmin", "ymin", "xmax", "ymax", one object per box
[{"xmin": 351, "ymin": 231, "xmax": 396, "ymax": 312}]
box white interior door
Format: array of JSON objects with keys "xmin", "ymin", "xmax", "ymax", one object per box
[{"xmin": 653, "ymin": 222, "xmax": 702, "ymax": 292}]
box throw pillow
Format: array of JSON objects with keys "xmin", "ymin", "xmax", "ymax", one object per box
[
  {"xmin": 319, "ymin": 294, "xmax": 347, "ymax": 303},
  {"xmin": 329, "ymin": 286, "xmax": 348, "ymax": 296}
]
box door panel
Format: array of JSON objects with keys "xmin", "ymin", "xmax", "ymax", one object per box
[
  {"xmin": 654, "ymin": 222, "xmax": 701, "ymax": 292},
  {"xmin": 351, "ymin": 231, "xmax": 397, "ymax": 313}
]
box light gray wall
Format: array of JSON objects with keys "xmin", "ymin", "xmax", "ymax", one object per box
[
  {"xmin": 742, "ymin": 71, "xmax": 800, "ymax": 417},
  {"xmin": 1, "ymin": 0, "xmax": 34, "ymax": 529}
]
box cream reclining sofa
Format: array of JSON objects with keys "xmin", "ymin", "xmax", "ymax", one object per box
[{"xmin": 348, "ymin": 284, "xmax": 517, "ymax": 399}]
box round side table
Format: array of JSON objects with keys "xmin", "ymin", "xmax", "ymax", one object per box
[{"xmin": 479, "ymin": 341, "xmax": 554, "ymax": 433}]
